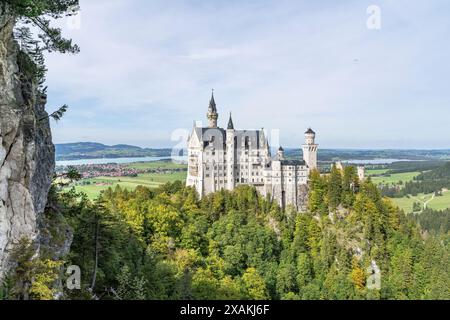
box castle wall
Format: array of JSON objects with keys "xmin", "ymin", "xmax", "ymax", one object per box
[{"xmin": 186, "ymin": 103, "xmax": 317, "ymax": 210}]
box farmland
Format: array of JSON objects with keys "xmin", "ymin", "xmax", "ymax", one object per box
[
  {"xmin": 391, "ymin": 191, "xmax": 450, "ymax": 213},
  {"xmin": 369, "ymin": 171, "xmax": 421, "ymax": 186},
  {"xmin": 67, "ymin": 161, "xmax": 187, "ymax": 199}
]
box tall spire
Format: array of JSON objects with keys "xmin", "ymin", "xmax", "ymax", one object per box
[
  {"xmin": 207, "ymin": 89, "xmax": 218, "ymax": 128},
  {"xmin": 227, "ymin": 112, "xmax": 234, "ymax": 130},
  {"xmin": 209, "ymin": 89, "xmax": 217, "ymax": 113}
]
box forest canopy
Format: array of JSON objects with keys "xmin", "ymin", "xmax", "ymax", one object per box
[{"xmin": 4, "ymin": 166, "xmax": 447, "ymax": 300}]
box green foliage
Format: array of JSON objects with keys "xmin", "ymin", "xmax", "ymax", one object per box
[
  {"xmin": 410, "ymin": 208, "xmax": 450, "ymax": 234},
  {"xmin": 380, "ymin": 162, "xmax": 450, "ymax": 198},
  {"xmin": 52, "ymin": 165, "xmax": 450, "ymax": 300},
  {"xmin": 7, "ymin": 0, "xmax": 80, "ymax": 53},
  {"xmin": 328, "ymin": 165, "xmax": 343, "ymax": 210},
  {"xmin": 116, "ymin": 265, "xmax": 147, "ymax": 300},
  {"xmin": 6, "ymin": 238, "xmax": 63, "ymax": 300}
]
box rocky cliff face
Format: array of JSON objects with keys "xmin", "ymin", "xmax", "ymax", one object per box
[{"xmin": 0, "ymin": 5, "xmax": 56, "ymax": 279}]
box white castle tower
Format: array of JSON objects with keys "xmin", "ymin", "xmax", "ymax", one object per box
[
  {"xmin": 226, "ymin": 113, "xmax": 235, "ymax": 191},
  {"xmin": 302, "ymin": 128, "xmax": 318, "ymax": 170}
]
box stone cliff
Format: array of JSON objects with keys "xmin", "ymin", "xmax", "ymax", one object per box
[{"xmin": 0, "ymin": 5, "xmax": 56, "ymax": 279}]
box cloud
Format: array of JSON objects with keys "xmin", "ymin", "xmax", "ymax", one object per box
[{"xmin": 45, "ymin": 0, "xmax": 450, "ymax": 148}]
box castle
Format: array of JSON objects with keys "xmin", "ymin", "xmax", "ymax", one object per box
[{"xmin": 186, "ymin": 92, "xmax": 318, "ymax": 210}]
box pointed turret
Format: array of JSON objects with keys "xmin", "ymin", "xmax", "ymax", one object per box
[
  {"xmin": 207, "ymin": 90, "xmax": 218, "ymax": 128},
  {"xmin": 227, "ymin": 112, "xmax": 234, "ymax": 130},
  {"xmin": 209, "ymin": 91, "xmax": 217, "ymax": 112},
  {"xmin": 225, "ymin": 112, "xmax": 235, "ymax": 191}
]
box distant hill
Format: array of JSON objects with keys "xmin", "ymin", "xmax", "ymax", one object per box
[
  {"xmin": 55, "ymin": 142, "xmax": 173, "ymax": 160},
  {"xmin": 283, "ymin": 148, "xmax": 450, "ymax": 162},
  {"xmin": 56, "ymin": 142, "xmax": 450, "ymax": 162}
]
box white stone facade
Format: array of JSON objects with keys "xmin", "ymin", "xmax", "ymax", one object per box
[{"xmin": 186, "ymin": 94, "xmax": 318, "ymax": 210}]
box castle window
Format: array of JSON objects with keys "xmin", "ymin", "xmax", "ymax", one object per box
[{"xmin": 206, "ymin": 174, "xmax": 210, "ymax": 177}]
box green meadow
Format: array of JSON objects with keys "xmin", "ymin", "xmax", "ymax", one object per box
[
  {"xmin": 365, "ymin": 168, "xmax": 389, "ymax": 176},
  {"xmin": 128, "ymin": 161, "xmax": 186, "ymax": 170},
  {"xmin": 426, "ymin": 191, "xmax": 450, "ymax": 211},
  {"xmin": 71, "ymin": 161, "xmax": 187, "ymax": 199},
  {"xmin": 391, "ymin": 191, "xmax": 450, "ymax": 213},
  {"xmin": 370, "ymin": 171, "xmax": 420, "ymax": 185}
]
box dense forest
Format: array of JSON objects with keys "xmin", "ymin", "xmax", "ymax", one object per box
[
  {"xmin": 410, "ymin": 208, "xmax": 450, "ymax": 235},
  {"xmin": 380, "ymin": 162, "xmax": 450, "ymax": 197},
  {"xmin": 2, "ymin": 166, "xmax": 448, "ymax": 300}
]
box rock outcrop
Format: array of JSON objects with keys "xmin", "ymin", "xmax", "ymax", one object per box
[{"xmin": 0, "ymin": 4, "xmax": 56, "ymax": 279}]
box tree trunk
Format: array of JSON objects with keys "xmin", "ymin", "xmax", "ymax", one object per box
[{"xmin": 90, "ymin": 218, "xmax": 100, "ymax": 291}]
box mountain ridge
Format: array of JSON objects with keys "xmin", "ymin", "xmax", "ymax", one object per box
[{"xmin": 55, "ymin": 142, "xmax": 173, "ymax": 160}]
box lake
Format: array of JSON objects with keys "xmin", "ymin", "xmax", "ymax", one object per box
[
  {"xmin": 56, "ymin": 156, "xmax": 187, "ymax": 167},
  {"xmin": 341, "ymin": 159, "xmax": 415, "ymax": 165}
]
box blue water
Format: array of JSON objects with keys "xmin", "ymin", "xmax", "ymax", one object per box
[
  {"xmin": 56, "ymin": 156, "xmax": 187, "ymax": 167},
  {"xmin": 342, "ymin": 159, "xmax": 414, "ymax": 165}
]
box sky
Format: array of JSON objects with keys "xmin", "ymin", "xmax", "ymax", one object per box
[{"xmin": 44, "ymin": 0, "xmax": 450, "ymax": 149}]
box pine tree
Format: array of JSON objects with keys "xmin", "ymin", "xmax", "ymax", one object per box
[{"xmin": 328, "ymin": 165, "xmax": 343, "ymax": 211}]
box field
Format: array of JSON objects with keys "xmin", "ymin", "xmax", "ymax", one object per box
[
  {"xmin": 70, "ymin": 161, "xmax": 187, "ymax": 199},
  {"xmin": 128, "ymin": 161, "xmax": 186, "ymax": 170},
  {"xmin": 366, "ymin": 168, "xmax": 389, "ymax": 176},
  {"xmin": 391, "ymin": 191, "xmax": 450, "ymax": 213},
  {"xmin": 367, "ymin": 167, "xmax": 450, "ymax": 213},
  {"xmin": 370, "ymin": 171, "xmax": 420, "ymax": 185},
  {"xmin": 426, "ymin": 191, "xmax": 450, "ymax": 211}
]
